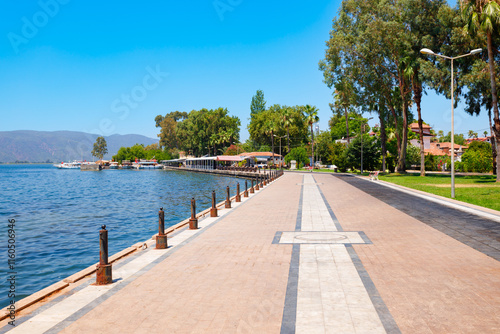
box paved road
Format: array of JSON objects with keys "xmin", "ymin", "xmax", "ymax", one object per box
[{"xmin": 334, "ymin": 174, "xmax": 500, "ymax": 261}]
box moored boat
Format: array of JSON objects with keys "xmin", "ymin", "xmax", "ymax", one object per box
[
  {"xmin": 53, "ymin": 161, "xmax": 82, "ymax": 169},
  {"xmin": 132, "ymin": 159, "xmax": 162, "ymax": 169}
]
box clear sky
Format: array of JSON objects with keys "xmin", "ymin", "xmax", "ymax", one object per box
[{"xmin": 0, "ymin": 0, "xmax": 492, "ymax": 142}]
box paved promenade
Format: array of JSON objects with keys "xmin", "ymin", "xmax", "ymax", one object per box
[{"xmin": 3, "ymin": 172, "xmax": 500, "ymax": 333}]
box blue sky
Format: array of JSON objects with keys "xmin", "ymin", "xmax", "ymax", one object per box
[{"xmin": 0, "ymin": 0, "xmax": 492, "ymax": 142}]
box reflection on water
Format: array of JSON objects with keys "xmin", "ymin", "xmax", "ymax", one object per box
[{"xmin": 0, "ymin": 164, "xmax": 248, "ymax": 308}]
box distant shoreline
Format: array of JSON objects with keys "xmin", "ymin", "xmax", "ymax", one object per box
[{"xmin": 0, "ymin": 162, "xmax": 54, "ymax": 165}]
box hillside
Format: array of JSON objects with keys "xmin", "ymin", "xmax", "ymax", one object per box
[{"xmin": 0, "ymin": 130, "xmax": 158, "ymax": 163}]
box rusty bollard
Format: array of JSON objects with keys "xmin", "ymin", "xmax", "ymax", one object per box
[
  {"xmin": 156, "ymin": 207, "xmax": 168, "ymax": 249},
  {"xmin": 250, "ymin": 179, "xmax": 255, "ymax": 193},
  {"xmin": 263, "ymin": 173, "xmax": 267, "ymax": 186},
  {"xmin": 236, "ymin": 183, "xmax": 241, "ymax": 202},
  {"xmin": 225, "ymin": 186, "xmax": 231, "ymax": 208},
  {"xmin": 96, "ymin": 225, "xmax": 112, "ymax": 285},
  {"xmin": 189, "ymin": 198, "xmax": 198, "ymax": 229},
  {"xmin": 260, "ymin": 175, "xmax": 264, "ymax": 188},
  {"xmin": 210, "ymin": 191, "xmax": 218, "ymax": 217},
  {"xmin": 255, "ymin": 176, "xmax": 260, "ymax": 191},
  {"xmin": 244, "ymin": 180, "xmax": 249, "ymax": 197}
]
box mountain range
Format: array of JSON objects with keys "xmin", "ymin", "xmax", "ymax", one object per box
[{"xmin": 0, "ymin": 130, "xmax": 159, "ymax": 163}]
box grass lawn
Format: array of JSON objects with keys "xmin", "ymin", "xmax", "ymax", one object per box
[{"xmin": 379, "ymin": 173, "xmax": 500, "ymax": 211}]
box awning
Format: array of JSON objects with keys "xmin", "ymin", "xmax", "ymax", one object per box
[{"xmin": 216, "ymin": 155, "xmax": 244, "ymax": 162}]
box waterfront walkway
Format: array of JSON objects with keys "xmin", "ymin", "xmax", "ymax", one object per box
[{"xmin": 3, "ymin": 172, "xmax": 500, "ymax": 333}]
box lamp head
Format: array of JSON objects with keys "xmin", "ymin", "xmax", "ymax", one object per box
[
  {"xmin": 470, "ymin": 48, "xmax": 482, "ymax": 55},
  {"xmin": 420, "ymin": 48, "xmax": 435, "ymax": 55}
]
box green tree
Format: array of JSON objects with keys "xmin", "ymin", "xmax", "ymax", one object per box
[
  {"xmin": 91, "ymin": 136, "xmax": 108, "ymax": 162},
  {"xmin": 440, "ymin": 131, "xmax": 467, "ymax": 145},
  {"xmin": 329, "ymin": 112, "xmax": 365, "ymax": 140},
  {"xmin": 248, "ymin": 104, "xmax": 309, "ymax": 151},
  {"xmin": 284, "ymin": 147, "xmax": 309, "ymax": 166},
  {"xmin": 462, "ymin": 0, "xmax": 500, "ymax": 180},
  {"xmin": 156, "ymin": 111, "xmax": 188, "ymax": 150},
  {"xmin": 280, "ymin": 106, "xmax": 293, "ymax": 154},
  {"xmin": 112, "ymin": 144, "xmax": 172, "ymax": 163},
  {"xmin": 330, "ymin": 142, "xmax": 348, "ymax": 171},
  {"xmin": 461, "ymin": 140, "xmax": 493, "ymax": 172},
  {"xmin": 250, "ymin": 90, "xmax": 266, "ymax": 117},
  {"xmin": 304, "ymin": 105, "xmax": 319, "ymax": 166},
  {"xmin": 468, "ymin": 130, "xmax": 479, "ymax": 138},
  {"xmin": 406, "ymin": 144, "xmax": 421, "ymax": 169},
  {"xmin": 315, "ymin": 131, "xmax": 334, "ymax": 164},
  {"xmin": 175, "ymin": 108, "xmax": 240, "ymax": 156},
  {"xmin": 264, "ymin": 117, "xmax": 278, "ymax": 164},
  {"xmin": 344, "ymin": 135, "xmax": 381, "ymax": 171}
]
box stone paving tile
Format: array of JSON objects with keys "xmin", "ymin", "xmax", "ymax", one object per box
[
  {"xmin": 316, "ymin": 173, "xmax": 500, "ymax": 333},
  {"xmin": 337, "ymin": 174, "xmax": 500, "ymax": 261},
  {"xmin": 58, "ymin": 173, "xmax": 301, "ymax": 334}
]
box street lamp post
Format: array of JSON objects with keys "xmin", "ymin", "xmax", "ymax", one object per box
[
  {"xmin": 420, "ymin": 47, "xmax": 482, "ymax": 198},
  {"xmin": 274, "ymin": 134, "xmax": 286, "ymax": 167}
]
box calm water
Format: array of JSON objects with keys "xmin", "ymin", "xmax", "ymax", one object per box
[{"xmin": 0, "ymin": 164, "xmax": 248, "ymax": 308}]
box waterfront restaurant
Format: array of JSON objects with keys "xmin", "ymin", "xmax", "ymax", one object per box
[
  {"xmin": 161, "ymin": 158, "xmax": 186, "ymax": 167},
  {"xmin": 163, "ymin": 153, "xmax": 283, "ymax": 170},
  {"xmin": 166, "ymin": 155, "xmax": 246, "ymax": 170}
]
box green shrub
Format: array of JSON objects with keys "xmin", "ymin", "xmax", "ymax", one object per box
[
  {"xmin": 406, "ymin": 144, "xmax": 421, "ymax": 168},
  {"xmin": 425, "ymin": 154, "xmax": 438, "ymax": 171},
  {"xmin": 461, "ymin": 141, "xmax": 492, "ymax": 173},
  {"xmin": 285, "ymin": 147, "xmax": 309, "ymax": 166}
]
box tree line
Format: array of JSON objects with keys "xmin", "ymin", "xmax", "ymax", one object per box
[{"xmin": 319, "ymin": 0, "xmax": 499, "ymax": 180}]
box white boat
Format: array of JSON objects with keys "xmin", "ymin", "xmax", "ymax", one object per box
[
  {"xmin": 132, "ymin": 159, "xmax": 162, "ymax": 169},
  {"xmin": 53, "ymin": 161, "xmax": 82, "ymax": 169},
  {"xmin": 109, "ymin": 161, "xmax": 119, "ymax": 169}
]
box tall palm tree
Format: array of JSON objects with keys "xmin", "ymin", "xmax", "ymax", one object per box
[
  {"xmin": 265, "ymin": 118, "xmax": 278, "ymax": 165},
  {"xmin": 280, "ymin": 107, "xmax": 292, "ymax": 154},
  {"xmin": 462, "ymin": 0, "xmax": 500, "ymax": 181},
  {"xmin": 304, "ymin": 105, "xmax": 320, "ymax": 168}
]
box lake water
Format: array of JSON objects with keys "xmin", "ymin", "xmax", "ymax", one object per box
[{"xmin": 0, "ymin": 164, "xmax": 248, "ymax": 308}]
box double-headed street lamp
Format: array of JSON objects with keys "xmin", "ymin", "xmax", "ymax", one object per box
[{"xmin": 420, "ymin": 47, "xmax": 482, "ymax": 198}]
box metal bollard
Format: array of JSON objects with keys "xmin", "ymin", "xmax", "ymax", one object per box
[
  {"xmin": 250, "ymin": 179, "xmax": 255, "ymax": 193},
  {"xmin": 236, "ymin": 183, "xmax": 241, "ymax": 202},
  {"xmin": 189, "ymin": 198, "xmax": 198, "ymax": 229},
  {"xmin": 255, "ymin": 176, "xmax": 260, "ymax": 190},
  {"xmin": 244, "ymin": 180, "xmax": 249, "ymax": 197},
  {"xmin": 156, "ymin": 207, "xmax": 168, "ymax": 249},
  {"xmin": 211, "ymin": 190, "xmax": 218, "ymax": 217},
  {"xmin": 260, "ymin": 175, "xmax": 264, "ymax": 188},
  {"xmin": 96, "ymin": 225, "xmax": 112, "ymax": 285},
  {"xmin": 225, "ymin": 186, "xmax": 231, "ymax": 208}
]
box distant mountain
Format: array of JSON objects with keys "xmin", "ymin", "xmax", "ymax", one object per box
[{"xmin": 0, "ymin": 130, "xmax": 158, "ymax": 163}]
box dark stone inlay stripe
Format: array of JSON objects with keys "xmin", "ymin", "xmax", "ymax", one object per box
[
  {"xmin": 312, "ymin": 174, "xmax": 343, "ymax": 231},
  {"xmin": 280, "ymin": 244, "xmax": 300, "ymax": 334},
  {"xmin": 280, "ymin": 176, "xmax": 304, "ymax": 333},
  {"xmin": 346, "ymin": 245, "xmax": 401, "ymax": 334},
  {"xmin": 272, "ymin": 231, "xmax": 283, "ymax": 244},
  {"xmin": 295, "ymin": 183, "xmax": 304, "ymax": 231},
  {"xmin": 358, "ymin": 231, "xmax": 372, "ymax": 244}
]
